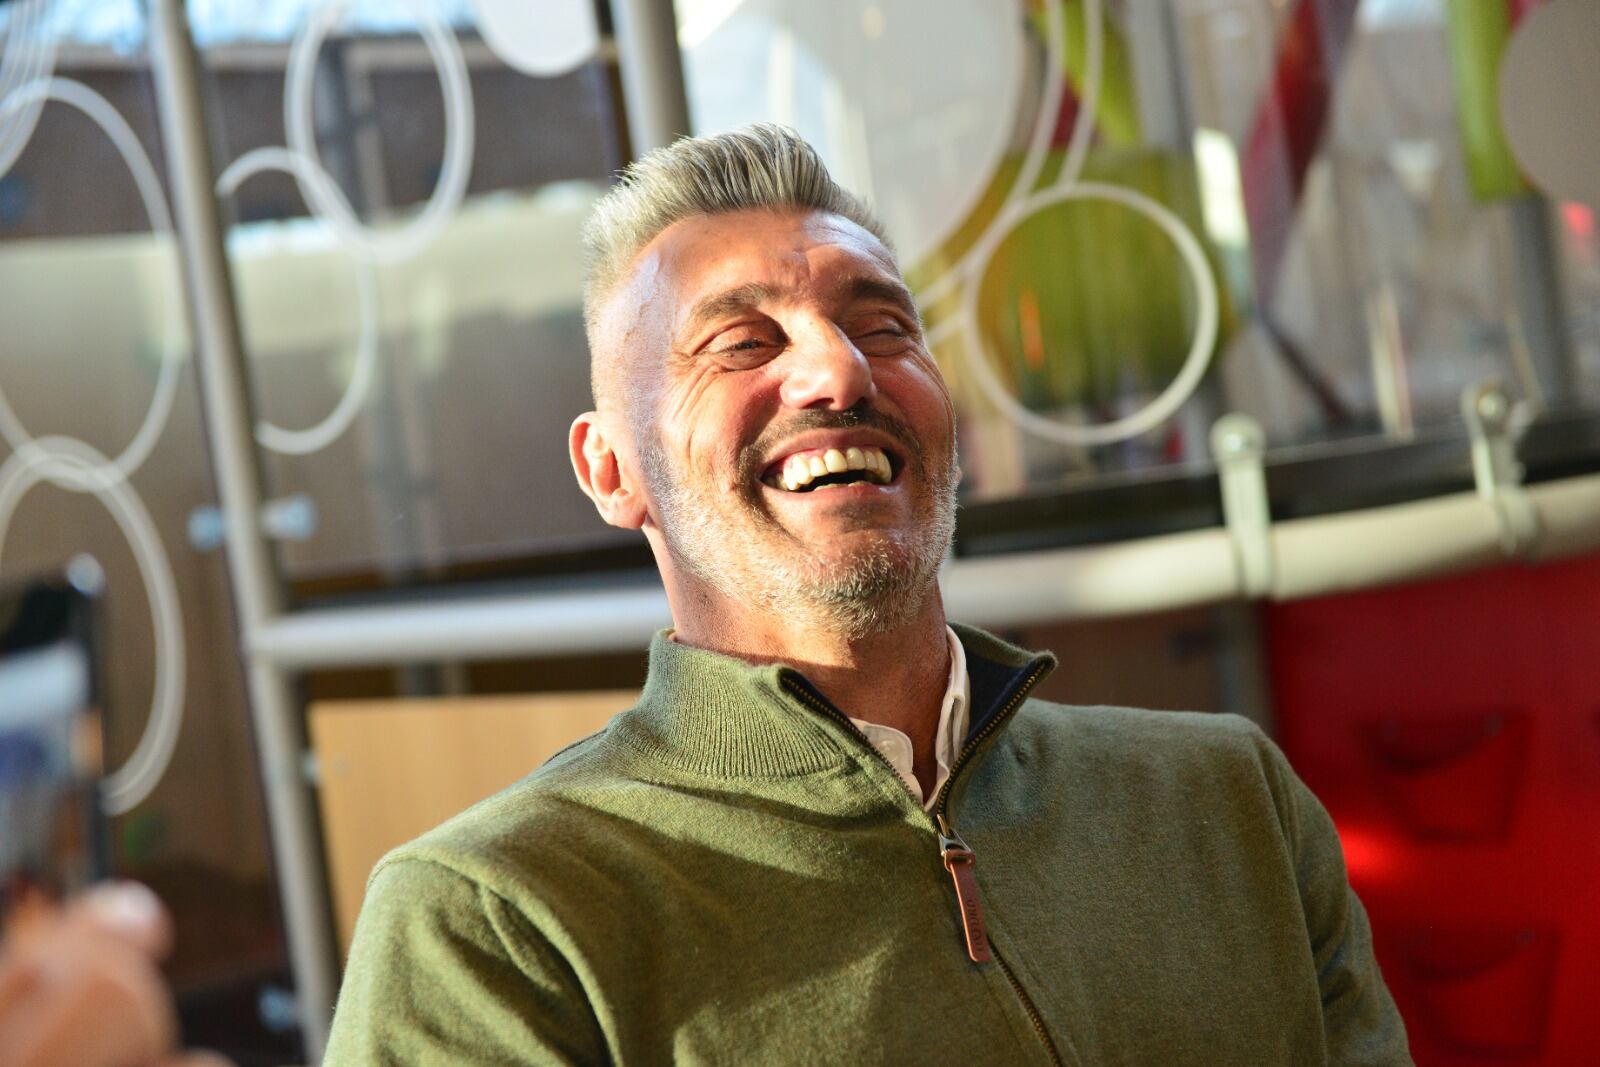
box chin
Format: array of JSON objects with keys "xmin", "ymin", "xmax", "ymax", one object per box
[{"xmin": 757, "ymin": 535, "xmax": 945, "ymax": 637}]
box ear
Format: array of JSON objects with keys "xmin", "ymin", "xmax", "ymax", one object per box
[{"xmin": 570, "ymin": 411, "xmax": 649, "ymax": 530}]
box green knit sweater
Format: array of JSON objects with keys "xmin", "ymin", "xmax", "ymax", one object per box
[{"xmin": 325, "ymin": 625, "xmax": 1411, "ymax": 1065}]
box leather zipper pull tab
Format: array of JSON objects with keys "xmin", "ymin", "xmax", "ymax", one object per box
[{"xmin": 937, "ymin": 814, "xmax": 991, "ymax": 964}]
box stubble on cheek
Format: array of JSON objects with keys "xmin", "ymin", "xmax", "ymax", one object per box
[{"xmin": 633, "ymin": 381, "xmax": 961, "ymax": 634}]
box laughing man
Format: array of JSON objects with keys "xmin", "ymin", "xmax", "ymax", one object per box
[{"xmin": 325, "ymin": 125, "xmax": 1411, "ymax": 1065}]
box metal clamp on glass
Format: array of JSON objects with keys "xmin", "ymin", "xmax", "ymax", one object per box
[
  {"xmin": 1211, "ymin": 414, "xmax": 1274, "ymax": 598},
  {"xmin": 1461, "ymin": 381, "xmax": 1540, "ymax": 558},
  {"xmin": 187, "ymin": 494, "xmax": 318, "ymax": 551}
]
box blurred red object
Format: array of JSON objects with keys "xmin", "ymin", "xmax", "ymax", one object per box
[
  {"xmin": 1364, "ymin": 711, "xmax": 1530, "ymax": 842},
  {"xmin": 1406, "ymin": 924, "xmax": 1560, "ymax": 1057},
  {"xmin": 1265, "ymin": 554, "xmax": 1600, "ymax": 1065}
]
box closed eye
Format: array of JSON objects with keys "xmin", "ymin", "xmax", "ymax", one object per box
[
  {"xmin": 852, "ymin": 323, "xmax": 914, "ymax": 355},
  {"xmin": 707, "ymin": 324, "xmax": 788, "ymax": 365}
]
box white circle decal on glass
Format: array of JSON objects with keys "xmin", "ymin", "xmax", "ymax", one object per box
[
  {"xmin": 958, "ymin": 181, "xmax": 1221, "ymax": 448},
  {"xmin": 917, "ymin": 0, "xmax": 1097, "ymax": 314},
  {"xmin": 0, "ymin": 439, "xmax": 187, "ymax": 816},
  {"xmin": 0, "ymin": 0, "xmax": 58, "ymax": 178},
  {"xmin": 0, "ymin": 78, "xmax": 183, "ymax": 490},
  {"xmin": 285, "ymin": 0, "xmax": 475, "ymax": 264},
  {"xmin": 920, "ymin": 0, "xmax": 1219, "ymax": 447},
  {"xmin": 472, "ymin": 0, "xmax": 599, "ymax": 78},
  {"xmin": 216, "ymin": 147, "xmax": 380, "ymax": 455}
]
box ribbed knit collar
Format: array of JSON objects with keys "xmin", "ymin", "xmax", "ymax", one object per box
[{"xmin": 610, "ymin": 623, "xmax": 1056, "ymax": 780}]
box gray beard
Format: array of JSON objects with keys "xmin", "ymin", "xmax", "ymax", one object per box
[{"xmin": 639, "ymin": 440, "xmax": 957, "ymax": 641}]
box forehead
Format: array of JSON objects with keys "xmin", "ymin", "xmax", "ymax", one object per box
[{"xmin": 641, "ymin": 208, "xmax": 902, "ymax": 322}]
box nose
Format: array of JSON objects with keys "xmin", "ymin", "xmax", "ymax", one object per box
[{"xmin": 778, "ymin": 324, "xmax": 877, "ymax": 411}]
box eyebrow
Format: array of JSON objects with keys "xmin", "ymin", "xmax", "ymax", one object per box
[
  {"xmin": 840, "ymin": 276, "xmax": 920, "ymax": 321},
  {"xmin": 681, "ymin": 282, "xmax": 782, "ymax": 339}
]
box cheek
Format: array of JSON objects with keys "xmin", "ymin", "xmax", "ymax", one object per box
[
  {"xmin": 883, "ymin": 357, "xmax": 957, "ymax": 442},
  {"xmin": 670, "ymin": 371, "xmax": 778, "ymax": 483}
]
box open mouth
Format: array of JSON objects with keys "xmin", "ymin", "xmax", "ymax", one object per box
[{"xmin": 761, "ymin": 445, "xmax": 897, "ymax": 493}]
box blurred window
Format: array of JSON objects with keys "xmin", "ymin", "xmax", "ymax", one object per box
[
  {"xmin": 0, "ymin": 0, "xmax": 299, "ymax": 1057},
  {"xmin": 190, "ymin": 0, "xmax": 633, "ymax": 591},
  {"xmin": 677, "ymin": 0, "xmax": 1600, "ymax": 522}
]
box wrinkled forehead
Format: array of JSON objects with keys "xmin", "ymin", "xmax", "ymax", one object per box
[{"xmin": 630, "ymin": 209, "xmax": 902, "ymax": 329}]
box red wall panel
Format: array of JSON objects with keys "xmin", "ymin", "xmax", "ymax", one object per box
[{"xmin": 1265, "ymin": 554, "xmax": 1600, "ymax": 1064}]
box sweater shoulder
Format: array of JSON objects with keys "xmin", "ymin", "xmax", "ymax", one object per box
[
  {"xmin": 997, "ymin": 701, "xmax": 1302, "ymax": 860},
  {"xmin": 368, "ymin": 724, "xmax": 651, "ymax": 899},
  {"xmin": 1009, "ymin": 699, "xmax": 1280, "ymax": 788},
  {"xmin": 1017, "ymin": 698, "xmax": 1266, "ymax": 745}
]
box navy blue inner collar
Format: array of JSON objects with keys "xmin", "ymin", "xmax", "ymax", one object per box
[{"xmin": 962, "ymin": 646, "xmax": 1045, "ymax": 745}]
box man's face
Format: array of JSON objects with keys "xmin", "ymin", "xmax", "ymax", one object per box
[{"xmin": 606, "ymin": 208, "xmax": 959, "ymax": 637}]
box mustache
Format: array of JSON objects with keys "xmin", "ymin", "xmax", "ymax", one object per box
[{"xmin": 740, "ymin": 405, "xmax": 924, "ymax": 480}]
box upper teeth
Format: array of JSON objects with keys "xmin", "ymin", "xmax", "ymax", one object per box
[{"xmin": 773, "ymin": 446, "xmax": 892, "ymax": 491}]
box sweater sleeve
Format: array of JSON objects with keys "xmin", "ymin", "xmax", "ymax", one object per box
[
  {"xmin": 1252, "ymin": 726, "xmax": 1415, "ymax": 1066},
  {"xmin": 324, "ymin": 856, "xmax": 606, "ymax": 1066}
]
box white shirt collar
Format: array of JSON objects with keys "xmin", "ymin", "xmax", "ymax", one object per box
[{"xmin": 849, "ymin": 626, "xmax": 970, "ymax": 810}]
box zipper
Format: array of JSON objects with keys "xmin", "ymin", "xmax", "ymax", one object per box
[
  {"xmin": 779, "ymin": 659, "xmax": 1063, "ymax": 1066},
  {"xmin": 934, "ymin": 661, "xmax": 1063, "ymax": 1067},
  {"xmin": 992, "ymin": 944, "xmax": 1064, "ymax": 1067},
  {"xmin": 935, "ymin": 811, "xmax": 989, "ymax": 962}
]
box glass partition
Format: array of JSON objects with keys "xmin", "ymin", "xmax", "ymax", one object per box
[
  {"xmin": 0, "ymin": 1, "xmax": 296, "ymax": 1058},
  {"xmin": 190, "ymin": 0, "xmax": 633, "ymax": 590},
  {"xmin": 677, "ymin": 0, "xmax": 1600, "ymax": 519}
]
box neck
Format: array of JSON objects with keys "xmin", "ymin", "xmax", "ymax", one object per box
[{"xmin": 664, "ymin": 571, "xmax": 952, "ymax": 773}]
